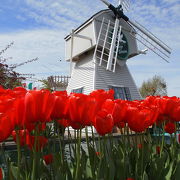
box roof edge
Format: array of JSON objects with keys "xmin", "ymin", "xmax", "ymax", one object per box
[{"xmin": 64, "ymin": 9, "xmax": 111, "ymax": 40}]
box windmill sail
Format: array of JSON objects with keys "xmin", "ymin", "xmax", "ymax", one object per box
[
  {"xmin": 100, "ymin": 0, "xmax": 172, "ymax": 62},
  {"xmin": 128, "ymin": 20, "xmax": 171, "ymax": 62},
  {"xmin": 93, "ymin": 17, "xmax": 124, "ymax": 72},
  {"xmin": 119, "ymin": 0, "xmax": 131, "ymax": 12},
  {"xmin": 107, "ymin": 18, "xmax": 120, "ymax": 71}
]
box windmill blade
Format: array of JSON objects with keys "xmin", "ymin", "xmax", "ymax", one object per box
[
  {"xmin": 100, "ymin": 0, "xmax": 110, "ymax": 6},
  {"xmin": 133, "ymin": 20, "xmax": 171, "ymax": 51},
  {"xmin": 107, "ymin": 18, "xmax": 120, "ymax": 71},
  {"xmin": 120, "ymin": 0, "xmax": 131, "ymax": 12},
  {"xmin": 100, "ymin": 0, "xmax": 172, "ymax": 62},
  {"xmin": 93, "ymin": 18, "xmax": 115, "ymax": 70},
  {"xmin": 100, "ymin": 0, "xmax": 129, "ymax": 21},
  {"xmin": 128, "ymin": 19, "xmax": 171, "ymax": 62}
]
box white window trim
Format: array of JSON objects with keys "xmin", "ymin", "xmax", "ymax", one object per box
[
  {"xmin": 109, "ymin": 84, "xmax": 125, "ymax": 88},
  {"xmin": 108, "ymin": 85, "xmax": 132, "ymax": 100},
  {"xmin": 71, "ymin": 86, "xmax": 84, "ymax": 93}
]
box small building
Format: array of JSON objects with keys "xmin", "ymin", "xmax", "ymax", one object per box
[{"xmin": 65, "ymin": 9, "xmax": 142, "ymax": 100}]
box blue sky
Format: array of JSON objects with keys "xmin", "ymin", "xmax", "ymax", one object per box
[{"xmin": 0, "ymin": 0, "xmax": 180, "ymax": 96}]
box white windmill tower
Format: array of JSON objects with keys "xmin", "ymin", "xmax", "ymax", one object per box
[{"xmin": 65, "ymin": 0, "xmax": 171, "ymax": 100}]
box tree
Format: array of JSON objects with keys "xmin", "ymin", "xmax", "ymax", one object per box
[
  {"xmin": 139, "ymin": 75, "xmax": 167, "ymax": 98},
  {"xmin": 40, "ymin": 76, "xmax": 69, "ymax": 91},
  {"xmin": 0, "ymin": 42, "xmax": 38, "ymax": 89},
  {"xmin": 0, "ymin": 63, "xmax": 24, "ymax": 88},
  {"xmin": 39, "ymin": 79, "xmax": 53, "ymax": 91}
]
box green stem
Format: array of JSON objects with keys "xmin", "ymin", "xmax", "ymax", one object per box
[
  {"xmin": 141, "ymin": 134, "xmax": 145, "ymax": 179},
  {"xmin": 108, "ymin": 133, "xmax": 113, "ymax": 149},
  {"xmin": 160, "ymin": 123, "xmax": 165, "ymax": 157},
  {"xmin": 68, "ymin": 127, "xmax": 72, "ymax": 159},
  {"xmin": 147, "ymin": 128, "xmax": 152, "ymax": 145},
  {"xmin": 124, "ymin": 125, "xmax": 130, "ymax": 178},
  {"xmin": 126, "ymin": 126, "xmax": 131, "ymax": 149},
  {"xmin": 174, "ymin": 123, "xmax": 177, "ymax": 147},
  {"xmin": 91, "ymin": 126, "xmax": 95, "ymax": 150},
  {"xmin": 135, "ymin": 133, "xmax": 138, "ymax": 180},
  {"xmin": 57, "ymin": 126, "xmax": 63, "ymax": 166},
  {"xmin": 98, "ymin": 135, "xmax": 103, "ymax": 153},
  {"xmin": 96, "ymin": 156, "xmax": 102, "ymax": 180},
  {"xmin": 74, "ymin": 130, "xmax": 77, "ymax": 152},
  {"xmin": 74, "ymin": 129, "xmax": 82, "ymax": 180},
  {"xmin": 85, "ymin": 127, "xmax": 95, "ymax": 178},
  {"xmin": 96, "ymin": 135, "xmax": 103, "ymax": 180},
  {"xmin": 15, "ymin": 129, "xmax": 21, "ymax": 180},
  {"xmin": 31, "ymin": 125, "xmax": 39, "ymax": 180}
]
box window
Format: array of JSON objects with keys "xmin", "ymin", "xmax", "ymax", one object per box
[
  {"xmin": 109, "ymin": 86, "xmax": 132, "ymax": 100},
  {"xmin": 71, "ymin": 87, "xmax": 84, "ymax": 93}
]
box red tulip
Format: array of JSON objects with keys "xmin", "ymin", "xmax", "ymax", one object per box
[
  {"xmin": 12, "ymin": 130, "xmax": 48, "ymax": 150},
  {"xmin": 0, "ymin": 112, "xmax": 14, "ymax": 142},
  {"xmin": 12, "ymin": 129, "xmax": 30, "ymax": 146},
  {"xmin": 51, "ymin": 91, "xmax": 69, "ymax": 120},
  {"xmin": 0, "ymin": 85, "xmax": 5, "ymax": 94},
  {"xmin": 156, "ymin": 96, "xmax": 178, "ymax": 123},
  {"xmin": 94, "ymin": 110, "xmax": 114, "ymax": 136},
  {"xmin": 127, "ymin": 106, "xmax": 158, "ymax": 133},
  {"xmin": 117, "ymin": 121, "xmax": 125, "ymax": 128},
  {"xmin": 13, "ymin": 87, "xmax": 27, "ymax": 97},
  {"xmin": 67, "ymin": 93, "xmax": 87, "ymax": 129},
  {"xmin": 67, "ymin": 93, "xmax": 97, "ymax": 129},
  {"xmin": 89, "ymin": 89, "xmax": 114, "ymax": 110},
  {"xmin": 138, "ymin": 144, "xmax": 142, "ymax": 149},
  {"xmin": 0, "ymin": 96, "xmax": 15, "ymax": 114},
  {"xmin": 156, "ymin": 146, "xmax": 161, "ymax": 154},
  {"xmin": 157, "ymin": 96, "xmax": 172, "ymax": 115},
  {"xmin": 25, "ymin": 122, "xmax": 47, "ymax": 132},
  {"xmin": 26, "ymin": 135, "xmax": 48, "ymax": 151},
  {"xmin": 24, "ymin": 90, "xmax": 55, "ymax": 125},
  {"xmin": 57, "ymin": 119, "xmax": 69, "ymax": 128},
  {"xmin": 43, "ymin": 154, "xmax": 53, "ymax": 165},
  {"xmin": 171, "ymin": 102, "xmax": 180, "ymax": 122},
  {"xmin": 96, "ymin": 152, "xmax": 101, "ymax": 156},
  {"xmin": 0, "ymin": 95, "xmax": 15, "ymax": 142},
  {"xmin": 126, "ymin": 178, "xmax": 135, "ymax": 180},
  {"xmin": 0, "ymin": 168, "xmax": 3, "ymax": 180},
  {"xmin": 101, "ymin": 99, "xmax": 127, "ymax": 127},
  {"xmin": 164, "ymin": 122, "xmax": 176, "ymax": 134},
  {"xmin": 12, "ymin": 97, "xmax": 26, "ymax": 128}
]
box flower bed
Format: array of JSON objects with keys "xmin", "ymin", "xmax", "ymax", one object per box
[{"xmin": 0, "ymin": 86, "xmax": 180, "ymax": 180}]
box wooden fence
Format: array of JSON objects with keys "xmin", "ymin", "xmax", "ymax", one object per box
[{"xmin": 47, "ymin": 75, "xmax": 71, "ymax": 91}]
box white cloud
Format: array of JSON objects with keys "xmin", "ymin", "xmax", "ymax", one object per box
[
  {"xmin": 16, "ymin": 15, "xmax": 26, "ymax": 22},
  {"xmin": 21, "ymin": 0, "xmax": 102, "ymax": 30},
  {"xmin": 0, "ymin": 29, "xmax": 69, "ymax": 81}
]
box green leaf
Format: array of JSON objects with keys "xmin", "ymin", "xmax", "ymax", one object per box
[
  {"xmin": 173, "ymin": 161, "xmax": 180, "ymax": 180},
  {"xmin": 86, "ymin": 159, "xmax": 93, "ymax": 178},
  {"xmin": 165, "ymin": 162, "xmax": 173, "ymax": 180},
  {"xmin": 55, "ymin": 170, "xmax": 65, "ymax": 180},
  {"xmin": 143, "ymin": 171, "xmax": 149, "ymax": 180},
  {"xmin": 10, "ymin": 163, "xmax": 19, "ymax": 180},
  {"xmin": 108, "ymin": 157, "xmax": 115, "ymax": 180}
]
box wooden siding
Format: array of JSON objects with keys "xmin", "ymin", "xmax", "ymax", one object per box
[
  {"xmin": 65, "ymin": 22, "xmax": 95, "ymax": 61},
  {"xmin": 95, "ymin": 62, "xmax": 142, "ymax": 100},
  {"xmin": 66, "ymin": 50, "xmax": 95, "ymax": 94}
]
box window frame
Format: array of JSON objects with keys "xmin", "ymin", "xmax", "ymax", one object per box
[
  {"xmin": 71, "ymin": 87, "xmax": 84, "ymax": 94},
  {"xmin": 108, "ymin": 85, "xmax": 132, "ymax": 100}
]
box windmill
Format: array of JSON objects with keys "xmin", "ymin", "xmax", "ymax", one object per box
[
  {"xmin": 64, "ymin": 0, "xmax": 171, "ymax": 100},
  {"xmin": 97, "ymin": 0, "xmax": 171, "ymax": 71}
]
